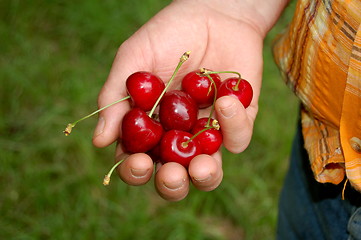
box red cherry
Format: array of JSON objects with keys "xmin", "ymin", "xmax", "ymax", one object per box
[
  {"xmin": 181, "ymin": 70, "xmax": 221, "ymax": 108},
  {"xmin": 217, "ymin": 77, "xmax": 253, "ymax": 108},
  {"xmin": 159, "ymin": 90, "xmax": 198, "ymax": 132},
  {"xmin": 126, "ymin": 71, "xmax": 165, "ymax": 111},
  {"xmin": 160, "ymin": 130, "xmax": 201, "ymax": 168},
  {"xmin": 191, "ymin": 118, "xmax": 223, "ymax": 155},
  {"xmin": 121, "ymin": 108, "xmax": 164, "ymax": 153}
]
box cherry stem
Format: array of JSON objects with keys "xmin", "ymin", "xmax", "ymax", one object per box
[
  {"xmin": 203, "ymin": 73, "xmax": 218, "ymax": 127},
  {"xmin": 63, "ymin": 95, "xmax": 131, "ymax": 136},
  {"xmin": 148, "ymin": 51, "xmax": 191, "ymax": 118},
  {"xmin": 201, "ymin": 69, "xmax": 242, "ymax": 91},
  {"xmin": 181, "ymin": 125, "xmax": 214, "ymax": 148},
  {"xmin": 103, "ymin": 158, "xmax": 126, "ymax": 186}
]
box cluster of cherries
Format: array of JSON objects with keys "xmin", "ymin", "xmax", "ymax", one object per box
[{"xmin": 64, "ymin": 52, "xmax": 253, "ymax": 185}]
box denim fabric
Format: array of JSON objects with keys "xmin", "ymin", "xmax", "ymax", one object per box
[
  {"xmin": 276, "ymin": 123, "xmax": 361, "ymax": 240},
  {"xmin": 348, "ymin": 207, "xmax": 361, "ymax": 240}
]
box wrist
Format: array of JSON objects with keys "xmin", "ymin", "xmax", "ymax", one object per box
[{"xmin": 173, "ymin": 0, "xmax": 290, "ymax": 38}]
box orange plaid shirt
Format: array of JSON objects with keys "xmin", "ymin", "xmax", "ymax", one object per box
[{"xmin": 273, "ymin": 0, "xmax": 361, "ymax": 192}]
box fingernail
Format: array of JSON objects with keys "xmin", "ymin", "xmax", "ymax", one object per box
[
  {"xmin": 94, "ymin": 116, "xmax": 105, "ymax": 137},
  {"xmin": 219, "ymin": 101, "xmax": 237, "ymax": 118},
  {"xmin": 130, "ymin": 168, "xmax": 149, "ymax": 178},
  {"xmin": 163, "ymin": 178, "xmax": 186, "ymax": 191},
  {"xmin": 193, "ymin": 175, "xmax": 212, "ymax": 183}
]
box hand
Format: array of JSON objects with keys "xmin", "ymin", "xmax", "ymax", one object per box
[{"xmin": 92, "ymin": 0, "xmax": 266, "ymax": 201}]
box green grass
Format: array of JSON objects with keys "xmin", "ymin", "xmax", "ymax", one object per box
[{"xmin": 0, "ymin": 1, "xmax": 298, "ymax": 239}]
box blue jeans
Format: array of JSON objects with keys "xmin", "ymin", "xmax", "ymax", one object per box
[{"xmin": 277, "ymin": 123, "xmax": 361, "ymax": 240}]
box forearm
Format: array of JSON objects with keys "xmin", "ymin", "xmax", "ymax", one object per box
[{"xmin": 174, "ymin": 0, "xmax": 290, "ymax": 37}]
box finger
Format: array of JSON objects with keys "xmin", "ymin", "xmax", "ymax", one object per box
[
  {"xmin": 117, "ymin": 152, "xmax": 154, "ymax": 186},
  {"xmin": 188, "ymin": 153, "xmax": 223, "ymax": 192},
  {"xmin": 91, "ymin": 89, "xmax": 129, "ymax": 148},
  {"xmin": 92, "ymin": 39, "xmax": 153, "ymax": 148},
  {"xmin": 155, "ymin": 162, "xmax": 190, "ymax": 201},
  {"xmin": 215, "ymin": 95, "xmax": 253, "ymax": 153}
]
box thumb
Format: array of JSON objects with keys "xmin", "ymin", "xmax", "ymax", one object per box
[
  {"xmin": 92, "ymin": 83, "xmax": 130, "ymax": 148},
  {"xmin": 215, "ymin": 96, "xmax": 253, "ymax": 153},
  {"xmin": 92, "ymin": 40, "xmax": 152, "ymax": 148}
]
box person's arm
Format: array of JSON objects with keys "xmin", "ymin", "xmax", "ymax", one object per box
[{"xmin": 93, "ymin": 0, "xmax": 289, "ymax": 201}]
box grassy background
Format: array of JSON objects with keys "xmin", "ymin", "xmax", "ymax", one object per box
[{"xmin": 0, "ymin": 1, "xmax": 298, "ymax": 239}]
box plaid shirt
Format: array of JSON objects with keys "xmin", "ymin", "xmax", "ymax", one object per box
[{"xmin": 273, "ymin": 0, "xmax": 361, "ymax": 191}]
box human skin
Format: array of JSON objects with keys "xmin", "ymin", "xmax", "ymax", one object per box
[{"xmin": 92, "ymin": 0, "xmax": 290, "ymax": 201}]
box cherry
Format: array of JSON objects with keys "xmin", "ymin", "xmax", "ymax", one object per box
[
  {"xmin": 181, "ymin": 70, "xmax": 221, "ymax": 108},
  {"xmin": 159, "ymin": 90, "xmax": 198, "ymax": 132},
  {"xmin": 217, "ymin": 77, "xmax": 253, "ymax": 108},
  {"xmin": 121, "ymin": 108, "xmax": 164, "ymax": 153},
  {"xmin": 160, "ymin": 129, "xmax": 201, "ymax": 168},
  {"xmin": 191, "ymin": 118, "xmax": 223, "ymax": 155},
  {"xmin": 126, "ymin": 71, "xmax": 165, "ymax": 111}
]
